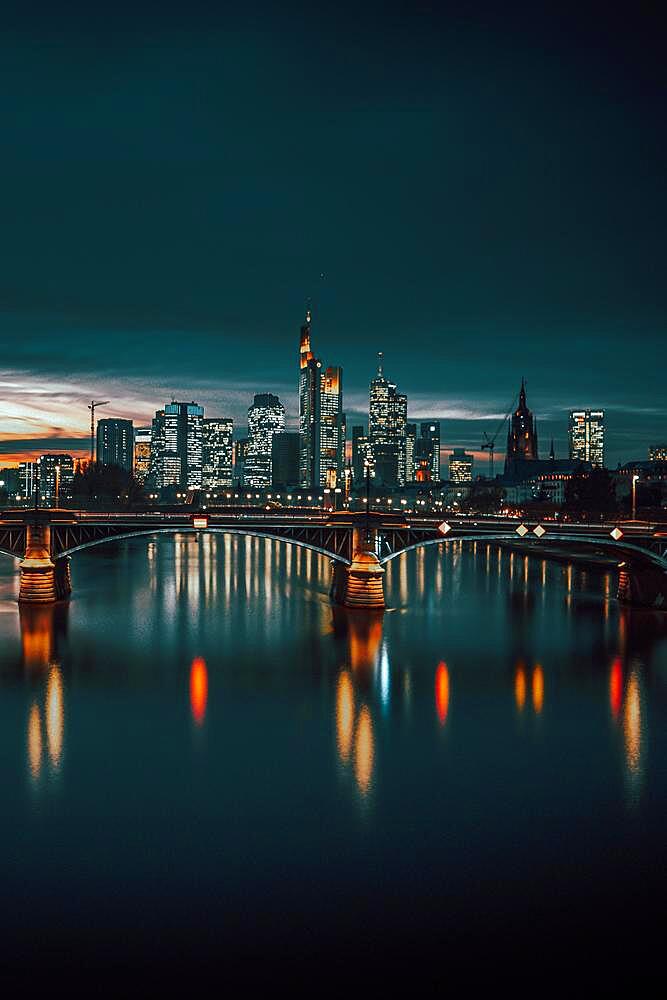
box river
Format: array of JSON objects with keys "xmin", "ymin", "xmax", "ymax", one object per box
[{"xmin": 1, "ymin": 534, "xmax": 665, "ymax": 985}]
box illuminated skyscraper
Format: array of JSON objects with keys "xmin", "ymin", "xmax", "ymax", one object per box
[
  {"xmin": 405, "ymin": 423, "xmax": 417, "ymax": 482},
  {"xmin": 352, "ymin": 426, "xmax": 373, "ymax": 483},
  {"xmin": 246, "ymin": 393, "xmax": 285, "ymax": 486},
  {"xmin": 419, "ymin": 422, "xmax": 440, "ymax": 481},
  {"xmin": 320, "ymin": 366, "xmax": 345, "ymax": 488},
  {"xmin": 18, "ymin": 461, "xmax": 37, "ymax": 500},
  {"xmin": 149, "ymin": 410, "xmax": 166, "ymax": 487},
  {"xmin": 299, "ymin": 309, "xmax": 319, "ymax": 487},
  {"xmin": 38, "ymin": 454, "xmax": 74, "ymax": 504},
  {"xmin": 569, "ymin": 410, "xmax": 605, "ymax": 468},
  {"xmin": 505, "ymin": 379, "xmax": 539, "ymax": 474},
  {"xmin": 369, "ymin": 353, "xmax": 407, "ymax": 487},
  {"xmin": 97, "ymin": 418, "xmax": 134, "ymax": 472},
  {"xmin": 202, "ymin": 418, "xmax": 234, "ymax": 488},
  {"xmin": 298, "ymin": 309, "xmax": 345, "ymax": 488},
  {"xmin": 150, "ymin": 401, "xmax": 204, "ymax": 490},
  {"xmin": 133, "ymin": 427, "xmax": 152, "ymax": 483},
  {"xmin": 649, "ymin": 444, "xmax": 667, "ymax": 462},
  {"xmin": 449, "ymin": 449, "xmax": 473, "ymax": 483},
  {"xmin": 234, "ymin": 438, "xmax": 249, "ymax": 487}
]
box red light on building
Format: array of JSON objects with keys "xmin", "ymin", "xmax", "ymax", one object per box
[
  {"xmin": 435, "ymin": 662, "xmax": 450, "ymax": 725},
  {"xmin": 190, "ymin": 657, "xmax": 208, "ymax": 726}
]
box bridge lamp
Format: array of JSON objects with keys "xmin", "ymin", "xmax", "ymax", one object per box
[
  {"xmin": 308, "ymin": 495, "xmax": 312, "ymax": 501},
  {"xmin": 632, "ymin": 474, "xmax": 639, "ymax": 520},
  {"xmin": 287, "ymin": 495, "xmax": 292, "ymax": 501},
  {"xmin": 401, "ymin": 499, "xmax": 407, "ymax": 504}
]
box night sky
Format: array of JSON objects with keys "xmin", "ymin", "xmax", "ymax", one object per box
[{"xmin": 1, "ymin": 0, "xmax": 665, "ymax": 467}]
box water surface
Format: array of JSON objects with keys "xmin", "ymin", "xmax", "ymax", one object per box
[{"xmin": 1, "ymin": 534, "xmax": 665, "ymax": 984}]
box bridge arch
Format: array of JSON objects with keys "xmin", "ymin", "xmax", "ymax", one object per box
[
  {"xmin": 379, "ymin": 532, "xmax": 667, "ymax": 573},
  {"xmin": 56, "ymin": 527, "xmax": 352, "ymax": 564}
]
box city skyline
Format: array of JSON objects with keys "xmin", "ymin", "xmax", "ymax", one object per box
[{"xmin": 0, "ymin": 324, "xmax": 660, "ymax": 470}]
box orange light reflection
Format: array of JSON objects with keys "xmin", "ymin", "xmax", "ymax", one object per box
[
  {"xmin": 45, "ymin": 666, "xmax": 64, "ymax": 767},
  {"xmin": 27, "ymin": 703, "xmax": 43, "ymax": 779},
  {"xmin": 515, "ymin": 664, "xmax": 527, "ymax": 712},
  {"xmin": 623, "ymin": 671, "xmax": 641, "ymax": 776},
  {"xmin": 532, "ymin": 665, "xmax": 544, "ymax": 714},
  {"xmin": 354, "ymin": 706, "xmax": 374, "ymax": 797},
  {"xmin": 336, "ymin": 671, "xmax": 354, "ymax": 763},
  {"xmin": 190, "ymin": 657, "xmax": 208, "ymax": 726},
  {"xmin": 435, "ymin": 662, "xmax": 450, "ymax": 725}
]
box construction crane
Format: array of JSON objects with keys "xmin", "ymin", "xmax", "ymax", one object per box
[
  {"xmin": 481, "ymin": 392, "xmax": 519, "ymax": 479},
  {"xmin": 88, "ymin": 400, "xmax": 110, "ymax": 463}
]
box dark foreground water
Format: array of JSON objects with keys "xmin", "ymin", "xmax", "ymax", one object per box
[{"xmin": 1, "ymin": 534, "xmax": 666, "ymax": 987}]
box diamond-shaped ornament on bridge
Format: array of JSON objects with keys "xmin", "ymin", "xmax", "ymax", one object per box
[
  {"xmin": 438, "ymin": 521, "xmax": 452, "ymax": 536},
  {"xmin": 515, "ymin": 524, "xmax": 529, "ymax": 537},
  {"xmin": 533, "ymin": 524, "xmax": 546, "ymax": 538},
  {"xmin": 610, "ymin": 527, "xmax": 623, "ymax": 541}
]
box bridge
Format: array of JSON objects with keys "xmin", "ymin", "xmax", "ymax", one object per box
[{"xmin": 0, "ymin": 509, "xmax": 665, "ymax": 610}]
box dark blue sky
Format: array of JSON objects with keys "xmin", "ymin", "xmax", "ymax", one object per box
[{"xmin": 1, "ymin": 0, "xmax": 665, "ymax": 465}]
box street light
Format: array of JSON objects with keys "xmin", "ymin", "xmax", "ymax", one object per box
[{"xmin": 632, "ymin": 473, "xmax": 640, "ymax": 520}]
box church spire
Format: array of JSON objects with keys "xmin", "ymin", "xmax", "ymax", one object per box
[{"xmin": 505, "ymin": 376, "xmax": 539, "ymax": 473}]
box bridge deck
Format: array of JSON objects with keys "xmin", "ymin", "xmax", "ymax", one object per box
[{"xmin": 0, "ymin": 510, "xmax": 664, "ymax": 569}]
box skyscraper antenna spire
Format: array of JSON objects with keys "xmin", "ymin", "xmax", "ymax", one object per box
[{"xmin": 377, "ymin": 351, "xmax": 384, "ymax": 375}]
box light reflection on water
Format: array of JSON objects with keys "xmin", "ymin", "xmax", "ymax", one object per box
[{"xmin": 0, "ymin": 533, "xmax": 665, "ymax": 970}]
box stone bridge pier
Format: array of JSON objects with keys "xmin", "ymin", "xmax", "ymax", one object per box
[
  {"xmin": 19, "ymin": 521, "xmax": 56, "ymax": 603},
  {"xmin": 18, "ymin": 519, "xmax": 71, "ymax": 604},
  {"xmin": 330, "ymin": 525, "xmax": 385, "ymax": 610}
]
